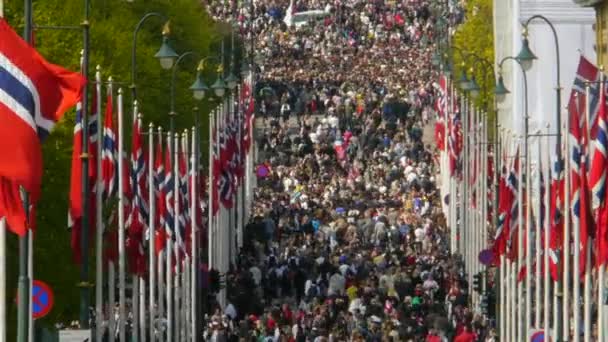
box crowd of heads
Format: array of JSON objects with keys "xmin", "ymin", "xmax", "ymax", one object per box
[{"xmin": 203, "ymin": 0, "xmax": 495, "ymax": 341}]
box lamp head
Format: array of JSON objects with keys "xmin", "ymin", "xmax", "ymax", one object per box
[
  {"xmin": 516, "ymin": 29, "xmax": 536, "ymax": 72},
  {"xmin": 431, "ymin": 52, "xmax": 441, "ymax": 66},
  {"xmin": 211, "ymin": 75, "xmax": 227, "ymax": 97},
  {"xmin": 225, "ymin": 72, "xmax": 239, "ymax": 90},
  {"xmin": 190, "ymin": 71, "xmax": 209, "ymax": 101},
  {"xmin": 155, "ymin": 35, "xmax": 178, "ymax": 70},
  {"xmin": 494, "ymin": 74, "xmax": 510, "ymax": 103}
]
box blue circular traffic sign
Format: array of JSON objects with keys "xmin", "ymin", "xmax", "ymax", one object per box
[
  {"xmin": 31, "ymin": 280, "xmax": 53, "ymax": 319},
  {"xmin": 531, "ymin": 331, "xmax": 550, "ymax": 342}
]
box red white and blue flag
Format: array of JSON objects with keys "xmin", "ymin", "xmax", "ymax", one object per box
[
  {"xmin": 68, "ymin": 81, "xmax": 98, "ymax": 264},
  {"xmin": 592, "ymin": 79, "xmax": 608, "ymax": 266},
  {"xmin": 0, "ymin": 19, "xmax": 85, "ymax": 236},
  {"xmin": 154, "ymin": 134, "xmax": 167, "ymax": 255},
  {"xmin": 0, "ymin": 18, "xmax": 86, "ymax": 235},
  {"xmin": 568, "ymin": 57, "xmax": 596, "ymax": 275},
  {"xmin": 163, "ymin": 135, "xmax": 175, "ymax": 248},
  {"xmin": 126, "ymin": 118, "xmax": 148, "ymax": 275},
  {"xmin": 101, "ymin": 87, "xmax": 116, "ymax": 199},
  {"xmin": 506, "ymin": 148, "xmax": 520, "ymax": 262}
]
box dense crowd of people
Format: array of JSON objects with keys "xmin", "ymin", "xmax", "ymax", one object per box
[{"xmin": 202, "ymin": 0, "xmax": 495, "ymax": 341}]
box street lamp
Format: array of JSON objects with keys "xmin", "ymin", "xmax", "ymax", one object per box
[
  {"xmin": 469, "ymin": 75, "xmax": 481, "ymax": 99},
  {"xmin": 131, "ymin": 13, "xmax": 178, "ymax": 100},
  {"xmin": 212, "ymin": 71, "xmax": 227, "ymax": 97},
  {"xmin": 515, "ymin": 30, "xmax": 536, "ymax": 72},
  {"xmin": 190, "ymin": 62, "xmax": 209, "ymax": 101},
  {"xmin": 494, "ymin": 74, "xmax": 510, "ymax": 103}
]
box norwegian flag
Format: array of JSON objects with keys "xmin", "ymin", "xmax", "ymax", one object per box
[
  {"xmin": 241, "ymin": 78, "xmax": 255, "ymax": 153},
  {"xmin": 154, "ymin": 134, "xmax": 167, "ymax": 256},
  {"xmin": 506, "ymin": 148, "xmax": 520, "ymax": 262},
  {"xmin": 177, "ymin": 139, "xmax": 189, "ymax": 255},
  {"xmin": 448, "ymin": 110, "xmax": 462, "ymax": 177},
  {"xmin": 125, "ymin": 118, "xmax": 148, "ymax": 275},
  {"xmin": 163, "ymin": 135, "xmax": 175, "ymax": 250},
  {"xmin": 572, "ymin": 56, "xmax": 601, "ymax": 139},
  {"xmin": 593, "ymin": 79, "xmax": 608, "ymax": 266},
  {"xmin": 101, "ymin": 87, "xmax": 116, "ymax": 200},
  {"xmin": 568, "ymin": 57, "xmax": 596, "ymax": 276},
  {"xmin": 434, "ymin": 75, "xmax": 447, "ymax": 151},
  {"xmin": 68, "ymin": 86, "xmax": 98, "ymax": 264},
  {"xmin": 491, "ymin": 151, "xmax": 513, "ymax": 263},
  {"xmin": 549, "ymin": 154, "xmax": 565, "ymax": 281}
]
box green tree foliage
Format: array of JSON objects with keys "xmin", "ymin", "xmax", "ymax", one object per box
[
  {"xmin": 452, "ymin": 0, "xmax": 495, "ymax": 128},
  {"xmin": 3, "ymin": 0, "xmax": 231, "ymax": 336}
]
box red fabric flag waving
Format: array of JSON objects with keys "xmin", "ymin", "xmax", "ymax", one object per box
[{"xmin": 0, "ymin": 19, "xmax": 85, "ymax": 235}]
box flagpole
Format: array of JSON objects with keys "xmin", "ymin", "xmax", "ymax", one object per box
[
  {"xmin": 108, "ymin": 260, "xmax": 115, "ymax": 340},
  {"xmin": 535, "ymin": 133, "xmax": 541, "ymax": 329},
  {"xmin": 573, "ymin": 92, "xmax": 582, "ymax": 342},
  {"xmin": 166, "ymin": 131, "xmax": 174, "ymax": 342},
  {"xmin": 18, "ymin": 2, "xmax": 33, "ymax": 340},
  {"xmin": 139, "ymin": 275, "xmax": 146, "ymax": 342},
  {"xmin": 148, "ymin": 123, "xmax": 156, "ymax": 342},
  {"xmin": 79, "ymin": 0, "xmax": 92, "ymax": 328},
  {"xmin": 156, "ymin": 127, "xmax": 164, "ymax": 342},
  {"xmin": 132, "ymin": 275, "xmax": 140, "ymax": 341},
  {"xmin": 543, "ymin": 125, "xmax": 551, "ymax": 337},
  {"xmin": 534, "ymin": 131, "xmax": 549, "ymax": 329},
  {"xmin": 517, "ymin": 134, "xmax": 525, "ymax": 342},
  {"xmin": 563, "ymin": 111, "xmax": 571, "ymax": 341},
  {"xmin": 180, "ymin": 131, "xmax": 188, "ymax": 342},
  {"xmin": 583, "ymin": 85, "xmax": 592, "ymax": 342},
  {"xmin": 190, "ymin": 127, "xmax": 197, "ymax": 342},
  {"xmin": 598, "ymin": 71, "xmax": 605, "ymax": 342},
  {"xmin": 208, "ymin": 111, "xmax": 214, "ymax": 274},
  {"xmin": 117, "ymin": 88, "xmax": 127, "ymax": 342},
  {"xmin": 173, "ymin": 133, "xmax": 180, "ymax": 342},
  {"xmin": 95, "ymin": 66, "xmax": 104, "ymax": 342},
  {"xmin": 525, "ymin": 130, "xmax": 532, "ymax": 338}
]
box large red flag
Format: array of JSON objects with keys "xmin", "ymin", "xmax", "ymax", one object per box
[
  {"xmin": 0, "ymin": 19, "xmax": 85, "ymax": 235},
  {"xmin": 591, "ymin": 80, "xmax": 608, "ymax": 266}
]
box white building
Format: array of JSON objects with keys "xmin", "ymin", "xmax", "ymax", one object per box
[{"xmin": 494, "ymin": 0, "xmax": 595, "ymax": 160}]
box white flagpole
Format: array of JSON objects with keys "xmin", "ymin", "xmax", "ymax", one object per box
[
  {"xmin": 95, "ymin": 67, "xmax": 104, "ymax": 342},
  {"xmin": 133, "ymin": 275, "xmax": 140, "ymax": 341},
  {"xmin": 515, "ymin": 134, "xmax": 523, "ymax": 342},
  {"xmin": 157, "ymin": 251, "xmax": 164, "ymax": 341},
  {"xmin": 563, "ymin": 111, "xmax": 571, "ymax": 341},
  {"xmin": 598, "ymin": 67, "xmax": 606, "ymax": 342},
  {"xmin": 156, "ymin": 128, "xmax": 164, "ymax": 342},
  {"xmin": 166, "ymin": 131, "xmax": 174, "ymax": 342},
  {"xmin": 181, "ymin": 131, "xmax": 188, "ymax": 342},
  {"xmin": 525, "ymin": 131, "xmax": 532, "ymax": 337},
  {"xmin": 190, "ymin": 127, "xmax": 197, "ymax": 342},
  {"xmin": 117, "ymin": 88, "xmax": 127, "ymax": 342},
  {"xmin": 208, "ymin": 111, "xmax": 214, "ymax": 271},
  {"xmin": 132, "ymin": 107, "xmax": 140, "ymax": 342},
  {"xmin": 543, "ymin": 127, "xmax": 551, "ymax": 337},
  {"xmin": 148, "ymin": 122, "xmax": 156, "ymax": 342},
  {"xmin": 173, "ymin": 132, "xmax": 181, "ymax": 342},
  {"xmin": 583, "ymin": 85, "xmax": 592, "ymax": 342},
  {"xmin": 572, "ymin": 92, "xmax": 582, "ymax": 342},
  {"xmin": 139, "ymin": 276, "xmax": 146, "ymax": 342},
  {"xmin": 534, "ymin": 133, "xmax": 541, "ymax": 329},
  {"xmin": 108, "ymin": 260, "xmax": 115, "ymax": 339},
  {"xmin": 0, "ymin": 218, "xmax": 5, "ymax": 342}
]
